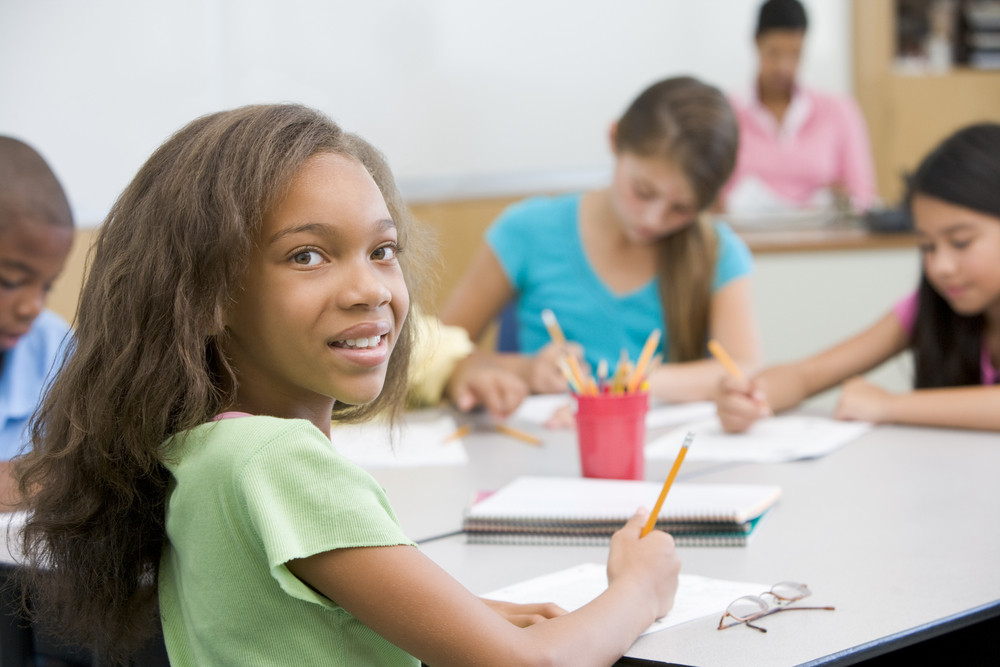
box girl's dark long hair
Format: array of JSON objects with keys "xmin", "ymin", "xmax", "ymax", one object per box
[
  {"xmin": 14, "ymin": 104, "xmax": 429, "ymax": 664},
  {"xmin": 906, "ymin": 123, "xmax": 1000, "ymax": 388},
  {"xmin": 614, "ymin": 76, "xmax": 738, "ymax": 361}
]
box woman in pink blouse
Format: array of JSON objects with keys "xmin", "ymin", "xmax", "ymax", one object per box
[{"xmin": 722, "ymin": 0, "xmax": 877, "ymax": 216}]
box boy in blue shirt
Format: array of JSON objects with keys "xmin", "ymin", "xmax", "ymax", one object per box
[{"xmin": 0, "ymin": 136, "xmax": 74, "ymax": 509}]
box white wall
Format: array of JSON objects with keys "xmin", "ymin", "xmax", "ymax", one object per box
[
  {"xmin": 0, "ymin": 0, "xmax": 852, "ymax": 226},
  {"xmin": 754, "ymin": 247, "xmax": 920, "ymax": 406}
]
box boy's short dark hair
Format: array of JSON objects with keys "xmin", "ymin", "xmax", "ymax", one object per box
[
  {"xmin": 0, "ymin": 136, "xmax": 74, "ymax": 232},
  {"xmin": 756, "ymin": 0, "xmax": 808, "ymax": 37}
]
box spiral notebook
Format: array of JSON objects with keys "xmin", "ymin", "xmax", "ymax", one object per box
[{"xmin": 464, "ymin": 476, "xmax": 781, "ymax": 547}]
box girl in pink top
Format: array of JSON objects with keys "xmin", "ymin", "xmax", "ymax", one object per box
[{"xmin": 716, "ymin": 123, "xmax": 1000, "ymax": 432}]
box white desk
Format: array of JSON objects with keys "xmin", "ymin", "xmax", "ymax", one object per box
[
  {"xmin": 4, "ymin": 411, "xmax": 996, "ymax": 665},
  {"xmin": 377, "ymin": 412, "xmax": 1000, "ymax": 665}
]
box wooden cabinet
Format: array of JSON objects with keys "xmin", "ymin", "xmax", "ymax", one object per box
[{"xmin": 853, "ymin": 0, "xmax": 1000, "ymax": 205}]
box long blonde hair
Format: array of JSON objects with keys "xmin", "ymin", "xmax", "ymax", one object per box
[
  {"xmin": 613, "ymin": 77, "xmax": 737, "ymax": 361},
  {"xmin": 15, "ymin": 104, "xmax": 430, "ymax": 664}
]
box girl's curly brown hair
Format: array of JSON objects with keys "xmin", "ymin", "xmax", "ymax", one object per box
[{"xmin": 14, "ymin": 104, "xmax": 430, "ymax": 664}]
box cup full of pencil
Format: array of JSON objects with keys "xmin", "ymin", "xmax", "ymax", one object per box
[
  {"xmin": 563, "ymin": 327, "xmax": 660, "ymax": 481},
  {"xmin": 574, "ymin": 390, "xmax": 650, "ymax": 480},
  {"xmin": 539, "ymin": 311, "xmax": 659, "ymax": 480}
]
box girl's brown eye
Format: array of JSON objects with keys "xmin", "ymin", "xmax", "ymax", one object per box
[{"xmin": 292, "ymin": 250, "xmax": 321, "ymax": 266}]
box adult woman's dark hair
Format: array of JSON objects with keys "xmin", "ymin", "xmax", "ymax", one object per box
[
  {"xmin": 756, "ymin": 0, "xmax": 808, "ymax": 37},
  {"xmin": 906, "ymin": 123, "xmax": 1000, "ymax": 388}
]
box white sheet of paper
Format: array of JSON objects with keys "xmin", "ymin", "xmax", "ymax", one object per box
[
  {"xmin": 508, "ymin": 394, "xmax": 714, "ymax": 430},
  {"xmin": 645, "ymin": 401, "xmax": 717, "ymax": 429},
  {"xmin": 646, "ymin": 415, "xmax": 873, "ymax": 463},
  {"xmin": 482, "ymin": 562, "xmax": 766, "ymax": 635},
  {"xmin": 507, "ymin": 393, "xmax": 574, "ymax": 423},
  {"xmin": 331, "ymin": 413, "xmax": 468, "ymax": 468}
]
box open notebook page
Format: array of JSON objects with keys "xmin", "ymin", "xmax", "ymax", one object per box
[
  {"xmin": 646, "ymin": 415, "xmax": 873, "ymax": 463},
  {"xmin": 483, "ymin": 563, "xmax": 767, "ymax": 636}
]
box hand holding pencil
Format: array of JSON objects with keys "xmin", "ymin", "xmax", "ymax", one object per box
[
  {"xmin": 709, "ymin": 339, "xmax": 772, "ymax": 433},
  {"xmin": 535, "ymin": 310, "xmax": 590, "ymax": 394},
  {"xmin": 607, "ymin": 511, "xmax": 681, "ymax": 621}
]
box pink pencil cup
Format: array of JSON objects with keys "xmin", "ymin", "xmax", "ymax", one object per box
[{"xmin": 574, "ymin": 392, "xmax": 649, "ymax": 480}]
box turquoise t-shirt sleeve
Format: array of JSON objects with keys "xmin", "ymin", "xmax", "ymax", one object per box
[
  {"xmin": 485, "ymin": 199, "xmax": 544, "ymax": 291},
  {"xmin": 238, "ymin": 423, "xmax": 414, "ymax": 607},
  {"xmin": 712, "ymin": 221, "xmax": 754, "ymax": 291}
]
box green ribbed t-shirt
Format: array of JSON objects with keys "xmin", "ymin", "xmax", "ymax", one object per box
[{"xmin": 159, "ymin": 416, "xmax": 419, "ymax": 666}]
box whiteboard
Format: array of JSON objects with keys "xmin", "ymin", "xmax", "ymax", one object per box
[{"xmin": 0, "ymin": 0, "xmax": 851, "ymax": 225}]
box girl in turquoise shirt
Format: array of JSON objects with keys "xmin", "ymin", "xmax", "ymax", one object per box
[{"xmin": 442, "ymin": 77, "xmax": 762, "ymax": 405}]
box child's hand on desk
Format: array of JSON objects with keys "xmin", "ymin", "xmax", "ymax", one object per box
[
  {"xmin": 607, "ymin": 510, "xmax": 681, "ymax": 619},
  {"xmin": 529, "ymin": 341, "xmax": 588, "ymax": 394},
  {"xmin": 835, "ymin": 376, "xmax": 890, "ymax": 423},
  {"xmin": 543, "ymin": 403, "xmax": 575, "ymax": 429},
  {"xmin": 446, "ymin": 352, "xmax": 530, "ymax": 419},
  {"xmin": 479, "ymin": 598, "xmax": 567, "ymax": 628},
  {"xmin": 715, "ymin": 375, "xmax": 772, "ymax": 433}
]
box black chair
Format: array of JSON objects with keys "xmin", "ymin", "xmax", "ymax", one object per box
[
  {"xmin": 0, "ymin": 561, "xmax": 32, "ymax": 666},
  {"xmin": 0, "ymin": 562, "xmax": 169, "ymax": 667}
]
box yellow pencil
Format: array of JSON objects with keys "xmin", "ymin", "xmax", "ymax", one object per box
[
  {"xmin": 627, "ymin": 329, "xmax": 662, "ymax": 394},
  {"xmin": 556, "ymin": 357, "xmax": 582, "ymax": 394},
  {"xmin": 565, "ymin": 354, "xmax": 593, "ymax": 396},
  {"xmin": 543, "ymin": 309, "xmax": 594, "ymax": 395},
  {"xmin": 641, "ymin": 431, "xmax": 694, "ymax": 537},
  {"xmin": 708, "ymin": 339, "xmax": 772, "ymax": 416},
  {"xmin": 443, "ymin": 424, "xmax": 472, "ymax": 443},
  {"xmin": 493, "ymin": 423, "xmax": 543, "ymax": 446},
  {"xmin": 611, "ymin": 350, "xmax": 631, "ymax": 394},
  {"xmin": 707, "ymin": 339, "xmax": 744, "ymax": 381},
  {"xmin": 541, "ymin": 309, "xmax": 567, "ymax": 346}
]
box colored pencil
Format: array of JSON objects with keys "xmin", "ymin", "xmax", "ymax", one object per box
[
  {"xmin": 641, "ymin": 431, "xmax": 693, "ymax": 537},
  {"xmin": 556, "ymin": 357, "xmax": 582, "ymax": 394},
  {"xmin": 596, "ymin": 358, "xmax": 609, "ymax": 392},
  {"xmin": 541, "ymin": 309, "xmax": 567, "ymax": 346},
  {"xmin": 493, "ymin": 423, "xmax": 543, "ymax": 446},
  {"xmin": 443, "ymin": 424, "xmax": 472, "ymax": 443},
  {"xmin": 627, "ymin": 329, "xmax": 662, "ymax": 394},
  {"xmin": 707, "ymin": 339, "xmax": 744, "ymax": 381}
]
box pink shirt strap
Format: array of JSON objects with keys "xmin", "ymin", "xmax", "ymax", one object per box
[
  {"xmin": 982, "ymin": 349, "xmax": 999, "ymax": 386},
  {"xmin": 212, "ymin": 411, "xmax": 254, "ymax": 421},
  {"xmin": 892, "ymin": 291, "xmax": 999, "ymax": 385},
  {"xmin": 891, "ymin": 291, "xmax": 919, "ymax": 335}
]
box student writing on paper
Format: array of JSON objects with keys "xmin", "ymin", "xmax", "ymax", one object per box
[
  {"xmin": 442, "ymin": 76, "xmax": 763, "ymax": 405},
  {"xmin": 720, "ymin": 0, "xmax": 877, "ymax": 217},
  {"xmin": 0, "ymin": 136, "xmax": 74, "ymax": 510},
  {"xmin": 716, "ymin": 124, "xmax": 1000, "ymax": 433},
  {"xmin": 16, "ymin": 105, "xmax": 681, "ymax": 666}
]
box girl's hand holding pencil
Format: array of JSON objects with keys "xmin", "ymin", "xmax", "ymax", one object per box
[
  {"xmin": 531, "ymin": 309, "xmax": 590, "ymax": 394},
  {"xmin": 531, "ymin": 340, "xmax": 589, "ymax": 394},
  {"xmin": 710, "ymin": 339, "xmax": 773, "ymax": 433},
  {"xmin": 608, "ymin": 509, "xmax": 681, "ymax": 619}
]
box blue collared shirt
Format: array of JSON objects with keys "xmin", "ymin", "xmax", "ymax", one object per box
[{"xmin": 0, "ymin": 310, "xmax": 71, "ymax": 460}]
